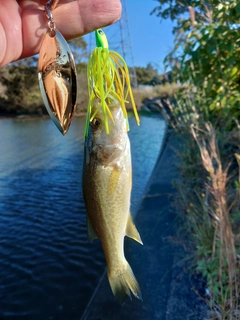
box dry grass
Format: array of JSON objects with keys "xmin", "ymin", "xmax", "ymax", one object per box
[
  {"xmin": 191, "ymin": 123, "xmax": 240, "ymax": 319},
  {"xmin": 162, "ymin": 80, "xmax": 240, "ymax": 318},
  {"xmin": 172, "ymin": 119, "xmax": 240, "ymax": 319}
]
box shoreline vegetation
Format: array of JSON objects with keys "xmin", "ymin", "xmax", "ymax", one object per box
[
  {"xmin": 0, "ymin": 58, "xmax": 174, "ymax": 118},
  {"xmin": 0, "ymin": 70, "xmax": 177, "ymax": 119},
  {"xmin": 151, "ymin": 1, "xmax": 240, "ymax": 319}
]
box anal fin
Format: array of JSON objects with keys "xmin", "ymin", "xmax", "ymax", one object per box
[{"xmin": 126, "ymin": 214, "xmax": 143, "ymax": 245}]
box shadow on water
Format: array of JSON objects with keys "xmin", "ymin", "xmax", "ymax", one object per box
[{"xmin": 0, "ymin": 115, "xmax": 165, "ymax": 320}]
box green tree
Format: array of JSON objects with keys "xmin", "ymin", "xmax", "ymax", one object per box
[
  {"xmin": 68, "ymin": 36, "xmax": 87, "ymax": 63},
  {"xmin": 152, "ymin": 0, "xmax": 240, "ymax": 128},
  {"xmin": 0, "ymin": 63, "xmax": 40, "ymax": 113},
  {"xmin": 135, "ymin": 63, "xmax": 164, "ymax": 85}
]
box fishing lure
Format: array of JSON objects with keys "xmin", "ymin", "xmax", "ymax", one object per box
[{"xmin": 85, "ymin": 28, "xmax": 140, "ymax": 136}]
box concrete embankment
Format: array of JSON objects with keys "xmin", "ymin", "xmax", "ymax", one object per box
[{"xmin": 81, "ymin": 127, "xmax": 208, "ymax": 320}]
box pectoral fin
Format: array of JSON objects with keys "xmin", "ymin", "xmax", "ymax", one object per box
[
  {"xmin": 126, "ymin": 214, "xmax": 143, "ymax": 245},
  {"xmin": 87, "ymin": 217, "xmax": 97, "ymax": 242}
]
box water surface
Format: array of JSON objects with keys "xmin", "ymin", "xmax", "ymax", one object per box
[{"xmin": 0, "ymin": 115, "xmax": 165, "ymax": 319}]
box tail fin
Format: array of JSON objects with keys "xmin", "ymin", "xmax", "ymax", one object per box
[{"xmin": 107, "ymin": 261, "xmax": 142, "ymax": 303}]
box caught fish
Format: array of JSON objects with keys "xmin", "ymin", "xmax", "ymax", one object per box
[{"xmin": 82, "ymin": 101, "xmax": 143, "ymax": 302}]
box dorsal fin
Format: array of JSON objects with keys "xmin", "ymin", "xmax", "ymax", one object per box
[{"xmin": 125, "ymin": 214, "xmax": 143, "ymax": 245}]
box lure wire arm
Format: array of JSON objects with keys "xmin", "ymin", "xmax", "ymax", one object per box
[
  {"xmin": 45, "ymin": 0, "xmax": 59, "ymax": 34},
  {"xmin": 45, "ymin": 0, "xmax": 59, "ymax": 11}
]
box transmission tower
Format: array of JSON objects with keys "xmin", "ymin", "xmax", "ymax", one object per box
[{"xmin": 87, "ymin": 0, "xmax": 138, "ymax": 87}]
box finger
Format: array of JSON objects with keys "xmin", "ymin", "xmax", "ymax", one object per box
[
  {"xmin": 21, "ymin": 0, "xmax": 122, "ymax": 59},
  {"xmin": 0, "ymin": 0, "xmax": 22, "ymax": 67}
]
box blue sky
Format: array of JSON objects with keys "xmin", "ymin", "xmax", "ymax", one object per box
[
  {"xmin": 85, "ymin": 0, "xmax": 175, "ymax": 72},
  {"xmin": 124, "ymin": 0, "xmax": 175, "ymax": 71}
]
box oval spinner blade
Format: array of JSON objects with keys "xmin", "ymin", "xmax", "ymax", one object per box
[{"xmin": 38, "ymin": 30, "xmax": 77, "ymax": 135}]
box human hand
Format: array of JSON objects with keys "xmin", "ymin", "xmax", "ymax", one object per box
[{"xmin": 0, "ymin": 0, "xmax": 121, "ymax": 67}]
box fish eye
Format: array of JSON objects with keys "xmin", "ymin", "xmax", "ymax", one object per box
[{"xmin": 91, "ymin": 118, "xmax": 101, "ymax": 127}]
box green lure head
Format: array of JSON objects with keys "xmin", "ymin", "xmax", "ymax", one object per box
[{"xmin": 95, "ymin": 29, "xmax": 108, "ymax": 49}]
